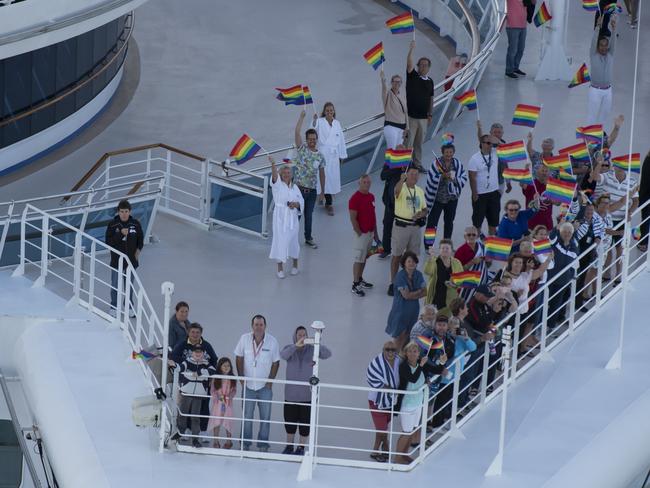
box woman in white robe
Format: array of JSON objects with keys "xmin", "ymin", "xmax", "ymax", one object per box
[
  {"xmin": 313, "ymin": 102, "xmax": 348, "ymax": 215},
  {"xmin": 269, "ymin": 157, "xmax": 304, "ymax": 279}
]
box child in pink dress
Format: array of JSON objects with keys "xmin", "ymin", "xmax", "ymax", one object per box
[{"xmin": 207, "ymin": 357, "xmax": 237, "ymax": 448}]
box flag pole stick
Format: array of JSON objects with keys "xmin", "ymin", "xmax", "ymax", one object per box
[
  {"xmin": 475, "ymin": 96, "xmax": 481, "ymax": 121},
  {"xmin": 411, "ymin": 9, "xmax": 415, "ymax": 41}
]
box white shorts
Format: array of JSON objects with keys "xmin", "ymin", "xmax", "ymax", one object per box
[
  {"xmin": 352, "ymin": 232, "xmax": 374, "ymax": 263},
  {"xmin": 592, "ymin": 240, "xmax": 612, "ymax": 270},
  {"xmin": 399, "ymin": 407, "xmax": 422, "ymax": 433}
]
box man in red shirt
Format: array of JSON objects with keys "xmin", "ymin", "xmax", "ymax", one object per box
[
  {"xmin": 349, "ymin": 174, "xmax": 380, "ymax": 297},
  {"xmin": 521, "ymin": 164, "xmax": 555, "ymax": 230}
]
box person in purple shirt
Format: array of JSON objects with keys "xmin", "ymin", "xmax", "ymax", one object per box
[{"xmin": 497, "ymin": 198, "xmax": 539, "ymax": 252}]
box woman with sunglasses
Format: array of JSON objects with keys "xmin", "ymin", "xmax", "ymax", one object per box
[
  {"xmin": 380, "ymin": 71, "xmax": 409, "ymax": 149},
  {"xmin": 366, "ymin": 341, "xmax": 400, "ymax": 462},
  {"xmin": 454, "ymin": 226, "xmax": 490, "ymax": 302},
  {"xmin": 496, "ymin": 198, "xmax": 539, "ymax": 253},
  {"xmin": 582, "ymin": 150, "xmax": 608, "ymax": 202}
]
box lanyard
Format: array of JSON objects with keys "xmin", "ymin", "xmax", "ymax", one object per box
[
  {"xmin": 252, "ymin": 336, "xmax": 264, "ymax": 367},
  {"xmin": 481, "ymin": 152, "xmax": 492, "ymax": 190}
]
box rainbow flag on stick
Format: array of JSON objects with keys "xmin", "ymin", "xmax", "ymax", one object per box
[
  {"xmin": 612, "ymin": 153, "xmax": 641, "ymax": 173},
  {"xmin": 385, "ymin": 12, "xmax": 415, "ymax": 34},
  {"xmin": 415, "ymin": 335, "xmax": 433, "ymax": 351},
  {"xmin": 301, "ymin": 85, "xmax": 313, "ymax": 105},
  {"xmin": 450, "ymin": 271, "xmax": 482, "ymax": 288},
  {"xmin": 424, "ymin": 227, "xmax": 437, "ymax": 246},
  {"xmin": 384, "ymin": 148, "xmax": 412, "ymax": 169},
  {"xmin": 512, "ymin": 103, "xmax": 542, "ymax": 128},
  {"xmin": 533, "ymin": 238, "xmax": 553, "ymax": 256},
  {"xmin": 275, "ymin": 85, "xmax": 304, "ymax": 105},
  {"xmin": 576, "ymin": 124, "xmax": 603, "ymax": 144},
  {"xmin": 533, "ymin": 2, "xmax": 552, "ymax": 27},
  {"xmin": 229, "ymin": 134, "xmax": 262, "ymax": 165},
  {"xmin": 484, "ymin": 236, "xmax": 513, "ymax": 261},
  {"xmin": 568, "ymin": 63, "xmax": 591, "ymax": 88},
  {"xmin": 502, "ymin": 167, "xmax": 534, "ymax": 184},
  {"xmin": 431, "ymin": 341, "xmax": 445, "ymax": 350},
  {"xmin": 582, "ymin": 0, "xmax": 599, "ymax": 11},
  {"xmin": 132, "ymin": 350, "xmax": 157, "ymax": 361},
  {"xmin": 559, "ymin": 141, "xmax": 590, "ymax": 164},
  {"xmin": 558, "ymin": 170, "xmax": 577, "ymax": 183},
  {"xmin": 544, "ymin": 177, "xmax": 576, "ymax": 205},
  {"xmin": 496, "ymin": 140, "xmax": 528, "ymax": 163},
  {"xmin": 455, "ymin": 89, "xmax": 478, "ymax": 111},
  {"xmin": 543, "ymin": 153, "xmax": 571, "ymax": 171},
  {"xmin": 363, "ymin": 42, "xmax": 385, "ymax": 70}
]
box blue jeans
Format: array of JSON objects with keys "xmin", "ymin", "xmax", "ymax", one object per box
[
  {"xmin": 299, "ymin": 187, "xmax": 317, "ymax": 241},
  {"xmin": 110, "ymin": 268, "xmax": 134, "ymax": 309},
  {"xmin": 243, "ymin": 386, "xmax": 272, "ymax": 448},
  {"xmin": 505, "ymin": 27, "xmax": 527, "ymax": 74}
]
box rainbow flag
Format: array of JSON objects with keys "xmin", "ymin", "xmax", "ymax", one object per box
[
  {"xmin": 603, "ymin": 2, "xmax": 621, "ymax": 14},
  {"xmin": 484, "ymin": 236, "xmax": 513, "ymax": 261},
  {"xmin": 451, "ymin": 271, "xmax": 482, "ymax": 288},
  {"xmin": 424, "ymin": 227, "xmax": 437, "ymax": 246},
  {"xmin": 576, "ymin": 124, "xmax": 603, "ymax": 144},
  {"xmin": 611, "ymin": 153, "xmax": 641, "ymax": 173},
  {"xmin": 558, "ymin": 170, "xmax": 577, "ymax": 183},
  {"xmin": 544, "ymin": 177, "xmax": 576, "ymax": 205},
  {"xmin": 441, "ymin": 132, "xmax": 454, "ymax": 145},
  {"xmin": 543, "ymin": 153, "xmax": 571, "ymax": 171},
  {"xmin": 533, "ymin": 2, "xmax": 552, "ymax": 26},
  {"xmin": 582, "ymin": 0, "xmax": 599, "ymax": 11},
  {"xmin": 363, "ymin": 42, "xmax": 385, "ymax": 70},
  {"xmin": 301, "ymin": 85, "xmax": 313, "ymax": 105},
  {"xmin": 568, "ymin": 63, "xmax": 591, "ymax": 88},
  {"xmin": 559, "ymin": 141, "xmax": 590, "ymax": 163},
  {"xmin": 455, "ymin": 89, "xmax": 478, "ymax": 110},
  {"xmin": 132, "ymin": 350, "xmax": 157, "ymax": 361},
  {"xmin": 496, "ymin": 140, "xmax": 527, "ymax": 163},
  {"xmin": 431, "ymin": 341, "xmax": 445, "ymax": 350},
  {"xmin": 415, "ymin": 335, "xmax": 433, "ymax": 350},
  {"xmin": 385, "ymin": 12, "xmax": 414, "ymax": 34},
  {"xmin": 533, "ymin": 238, "xmax": 553, "ymax": 255},
  {"xmin": 229, "ymin": 134, "xmax": 262, "ymax": 165},
  {"xmin": 275, "ymin": 85, "xmax": 304, "ymax": 104},
  {"xmin": 384, "ymin": 148, "xmax": 412, "ymax": 169},
  {"xmin": 632, "ymin": 227, "xmax": 641, "ymax": 241},
  {"xmin": 502, "ymin": 167, "xmax": 533, "ymax": 184},
  {"xmin": 512, "ymin": 103, "xmax": 542, "ymax": 128}
]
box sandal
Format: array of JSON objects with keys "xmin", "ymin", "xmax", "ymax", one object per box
[
  {"xmin": 223, "ymin": 441, "xmax": 232, "ymax": 449},
  {"xmin": 370, "ymin": 452, "xmax": 385, "ymax": 462}
]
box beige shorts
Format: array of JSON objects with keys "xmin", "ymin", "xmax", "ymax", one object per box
[
  {"xmin": 352, "ymin": 232, "xmax": 374, "ymax": 263},
  {"xmin": 391, "ymin": 223, "xmax": 421, "ymax": 256}
]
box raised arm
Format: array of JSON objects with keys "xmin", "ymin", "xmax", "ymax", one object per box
[
  {"xmin": 526, "ymin": 131, "xmax": 534, "ymax": 158},
  {"xmin": 591, "ymin": 21, "xmax": 600, "ymax": 55},
  {"xmin": 476, "ymin": 120, "xmax": 484, "ymax": 144},
  {"xmin": 407, "ymin": 40, "xmax": 415, "ymax": 73},
  {"xmin": 270, "ymin": 156, "xmax": 278, "ymax": 183},
  {"xmin": 608, "ymin": 114, "xmax": 623, "ymax": 147},
  {"xmin": 530, "ymin": 255, "xmax": 553, "ymax": 281},
  {"xmin": 380, "ymin": 70, "xmax": 388, "ymax": 102},
  {"xmin": 608, "ymin": 17, "xmax": 616, "ymax": 54},
  {"xmin": 294, "ymin": 110, "xmax": 306, "ymax": 147}
]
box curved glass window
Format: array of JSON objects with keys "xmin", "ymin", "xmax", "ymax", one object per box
[{"xmin": 0, "ymin": 14, "xmax": 129, "ymax": 148}]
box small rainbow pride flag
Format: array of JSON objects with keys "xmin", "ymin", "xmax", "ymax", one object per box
[
  {"xmin": 384, "ymin": 148, "xmax": 412, "ymax": 169},
  {"xmin": 512, "ymin": 104, "xmax": 542, "ymax": 128},
  {"xmin": 385, "ymin": 12, "xmax": 415, "ymax": 34},
  {"xmin": 632, "ymin": 227, "xmax": 641, "ymax": 241},
  {"xmin": 455, "ymin": 89, "xmax": 478, "ymax": 110},
  {"xmin": 576, "ymin": 124, "xmax": 603, "ymax": 144},
  {"xmin": 424, "ymin": 227, "xmax": 437, "ymax": 246},
  {"xmin": 558, "ymin": 170, "xmax": 577, "ymax": 184},
  {"xmin": 132, "ymin": 350, "xmax": 157, "ymax": 361},
  {"xmin": 568, "ymin": 63, "xmax": 591, "ymax": 88},
  {"xmin": 363, "ymin": 42, "xmax": 385, "ymax": 70},
  {"xmin": 502, "ymin": 168, "xmax": 534, "ymax": 184},
  {"xmin": 544, "ymin": 177, "xmax": 576, "ymax": 205},
  {"xmin": 229, "ymin": 134, "xmax": 262, "ymax": 165},
  {"xmin": 533, "ymin": 238, "xmax": 553, "ymax": 256},
  {"xmin": 611, "ymin": 153, "xmax": 641, "ymax": 173},
  {"xmin": 533, "ymin": 2, "xmax": 552, "ymax": 27},
  {"xmin": 451, "ymin": 271, "xmax": 482, "ymax": 288},
  {"xmin": 431, "ymin": 340, "xmax": 445, "ymax": 350},
  {"xmin": 484, "ymin": 236, "xmax": 513, "ymax": 261},
  {"xmin": 543, "ymin": 153, "xmax": 571, "ymax": 171},
  {"xmin": 301, "ymin": 85, "xmax": 313, "ymax": 105},
  {"xmin": 559, "ymin": 141, "xmax": 590, "ymax": 163},
  {"xmin": 496, "ymin": 140, "xmax": 528, "ymax": 163},
  {"xmin": 441, "ymin": 132, "xmax": 454, "ymax": 145},
  {"xmin": 415, "ymin": 335, "xmax": 433, "ymax": 350},
  {"xmin": 275, "ymin": 85, "xmax": 304, "ymax": 104},
  {"xmin": 582, "ymin": 0, "xmax": 599, "ymax": 11}
]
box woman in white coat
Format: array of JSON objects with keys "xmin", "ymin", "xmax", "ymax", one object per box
[
  {"xmin": 313, "ymin": 102, "xmax": 348, "ymax": 215},
  {"xmin": 269, "ymin": 156, "xmax": 304, "ymax": 279}
]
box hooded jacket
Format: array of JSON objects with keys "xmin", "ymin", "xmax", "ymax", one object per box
[
  {"xmin": 105, "ymin": 215, "xmax": 144, "ymax": 268},
  {"xmin": 178, "ymin": 357, "xmax": 217, "ymax": 396},
  {"xmin": 280, "ymin": 329, "xmax": 332, "ymax": 402}
]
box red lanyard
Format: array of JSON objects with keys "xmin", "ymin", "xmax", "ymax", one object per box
[{"xmin": 252, "ymin": 336, "xmax": 264, "ymax": 366}]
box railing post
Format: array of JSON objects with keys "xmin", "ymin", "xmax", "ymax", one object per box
[
  {"xmin": 538, "ymin": 286, "xmax": 554, "ymax": 362},
  {"xmin": 105, "ymin": 156, "xmax": 111, "ymax": 187},
  {"xmin": 146, "ymin": 149, "xmax": 152, "ymax": 193},
  {"xmin": 448, "ymin": 356, "xmax": 465, "ymax": 439},
  {"xmin": 418, "ymin": 384, "xmax": 429, "ymax": 462},
  {"xmin": 68, "ymin": 232, "xmax": 82, "ymax": 306},
  {"xmin": 261, "ymin": 175, "xmax": 269, "ymax": 238},
  {"xmin": 33, "ymin": 215, "xmax": 50, "ymax": 288},
  {"xmin": 0, "ymin": 201, "xmax": 15, "ymax": 264},
  {"xmin": 135, "ymin": 287, "xmax": 144, "ymax": 349},
  {"xmin": 114, "ymin": 257, "xmax": 124, "ymax": 321},
  {"xmin": 479, "ymin": 341, "xmax": 490, "ymax": 406},
  {"xmin": 510, "ymin": 310, "xmax": 521, "ymax": 377},
  {"xmin": 88, "ymin": 241, "xmax": 96, "ymax": 311},
  {"xmin": 365, "ymin": 133, "xmax": 385, "ymax": 174},
  {"xmin": 165, "ymin": 150, "xmax": 172, "ymax": 207},
  {"xmin": 568, "ymin": 278, "xmax": 577, "ymax": 334},
  {"xmin": 11, "ymin": 206, "xmax": 28, "ymax": 277},
  {"xmin": 199, "ymin": 159, "xmax": 209, "ymax": 224},
  {"xmin": 159, "ymin": 281, "xmax": 174, "ymax": 453},
  {"xmin": 596, "ymin": 250, "xmax": 604, "ymax": 307}
]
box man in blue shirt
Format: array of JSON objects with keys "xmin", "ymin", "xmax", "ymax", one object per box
[{"xmin": 497, "ymin": 198, "xmax": 539, "ymax": 252}]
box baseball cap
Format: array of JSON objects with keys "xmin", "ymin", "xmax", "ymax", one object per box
[{"xmin": 476, "ymin": 284, "xmax": 495, "ymax": 298}]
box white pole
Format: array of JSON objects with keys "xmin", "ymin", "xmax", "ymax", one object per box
[
  {"xmin": 297, "ymin": 320, "xmax": 325, "ymax": 481},
  {"xmin": 485, "ymin": 325, "xmax": 513, "ymax": 477},
  {"xmin": 606, "ymin": 2, "xmax": 642, "ymax": 370},
  {"xmin": 159, "ymin": 281, "xmax": 174, "ymax": 453}
]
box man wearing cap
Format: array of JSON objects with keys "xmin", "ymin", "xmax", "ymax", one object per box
[{"xmin": 235, "ymin": 314, "xmax": 281, "ymax": 452}]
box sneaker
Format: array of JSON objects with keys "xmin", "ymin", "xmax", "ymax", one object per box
[
  {"xmin": 387, "ymin": 284, "xmax": 394, "ymax": 296},
  {"xmin": 505, "ymin": 72, "xmax": 518, "ymax": 79},
  {"xmin": 277, "ymin": 270, "xmax": 285, "ymax": 279},
  {"xmin": 352, "ymin": 283, "xmax": 366, "ymax": 297},
  {"xmin": 129, "ymin": 310, "xmax": 136, "ymax": 319},
  {"xmin": 305, "ymin": 239, "xmax": 318, "ymax": 249},
  {"xmin": 109, "ymin": 308, "xmax": 117, "ymax": 318},
  {"xmin": 281, "ymin": 445, "xmax": 294, "ymax": 455},
  {"xmin": 514, "ymin": 69, "xmax": 526, "ymax": 76},
  {"xmin": 290, "ymin": 267, "xmax": 299, "ymax": 276},
  {"xmin": 359, "ymin": 279, "xmax": 374, "ymax": 289},
  {"xmin": 294, "ymin": 446, "xmax": 305, "ymax": 456},
  {"xmin": 242, "ymin": 444, "xmax": 250, "ymax": 451},
  {"xmin": 378, "ymin": 251, "xmax": 390, "ymax": 259},
  {"xmin": 192, "ymin": 439, "xmax": 201, "ymax": 448}
]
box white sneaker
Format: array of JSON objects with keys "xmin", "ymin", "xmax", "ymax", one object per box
[
  {"xmin": 277, "ymin": 271, "xmax": 285, "ymax": 279},
  {"xmin": 290, "ymin": 267, "xmax": 299, "ymax": 276},
  {"xmin": 109, "ymin": 308, "xmax": 117, "ymax": 318},
  {"xmin": 129, "ymin": 310, "xmax": 136, "ymax": 319}
]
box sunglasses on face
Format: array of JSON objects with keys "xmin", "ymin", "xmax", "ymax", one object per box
[
  {"xmin": 384, "ymin": 348, "xmax": 397, "ymax": 352},
  {"xmin": 465, "ymin": 233, "xmax": 478, "ymax": 237}
]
